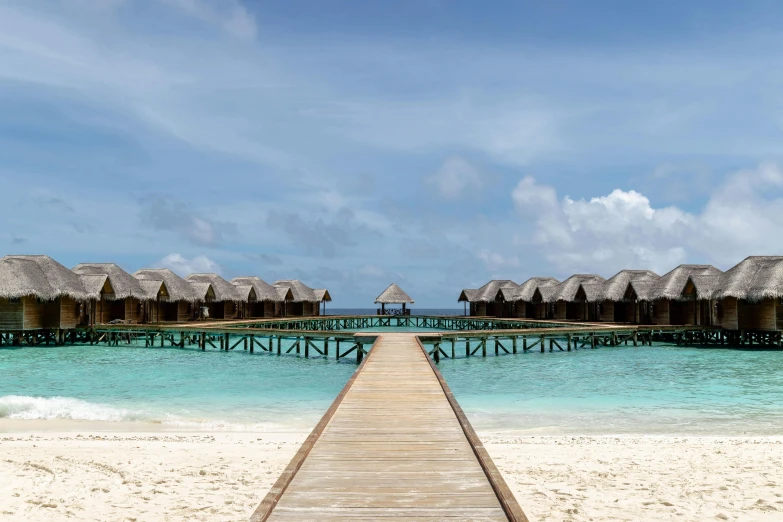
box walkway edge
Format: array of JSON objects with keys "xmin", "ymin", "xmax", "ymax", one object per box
[
  {"xmin": 416, "ymin": 336, "xmax": 530, "ymax": 522},
  {"xmin": 248, "ymin": 336, "xmax": 378, "ymax": 522}
]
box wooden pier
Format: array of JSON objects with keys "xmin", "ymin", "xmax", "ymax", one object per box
[{"xmin": 251, "ymin": 333, "xmax": 527, "ymax": 521}]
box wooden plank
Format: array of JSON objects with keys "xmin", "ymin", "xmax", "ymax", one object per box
[{"xmin": 253, "ymin": 333, "xmax": 524, "ymax": 521}]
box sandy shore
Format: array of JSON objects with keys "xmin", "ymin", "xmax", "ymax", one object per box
[{"xmin": 1, "ymin": 424, "xmax": 782, "ymax": 521}]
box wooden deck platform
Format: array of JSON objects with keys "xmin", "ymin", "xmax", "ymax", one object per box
[{"xmin": 251, "ymin": 333, "xmax": 527, "ymax": 521}]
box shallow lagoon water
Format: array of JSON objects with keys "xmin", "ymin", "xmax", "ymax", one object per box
[{"xmin": 1, "ymin": 328, "xmax": 782, "ymax": 435}]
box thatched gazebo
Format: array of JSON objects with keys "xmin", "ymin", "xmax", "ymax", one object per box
[
  {"xmin": 73, "ymin": 263, "xmax": 147, "ymax": 324},
  {"xmin": 375, "ymin": 283, "xmax": 413, "ymax": 316},
  {"xmin": 231, "ymin": 276, "xmax": 291, "ymax": 318},
  {"xmin": 0, "ymin": 255, "xmax": 89, "ymax": 331},
  {"xmin": 186, "ymin": 273, "xmax": 248, "ymax": 320},
  {"xmin": 273, "ymin": 280, "xmax": 321, "ymax": 317},
  {"xmin": 314, "ymin": 289, "xmax": 332, "ymax": 315},
  {"xmin": 134, "ymin": 268, "xmax": 197, "ymax": 322},
  {"xmin": 713, "ymin": 256, "xmax": 783, "ymax": 330}
]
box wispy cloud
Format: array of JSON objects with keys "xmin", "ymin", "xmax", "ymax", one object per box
[{"xmin": 139, "ymin": 195, "xmax": 238, "ymax": 247}]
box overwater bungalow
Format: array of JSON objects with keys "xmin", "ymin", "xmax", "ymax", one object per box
[
  {"xmin": 72, "ymin": 263, "xmax": 147, "ymax": 324},
  {"xmin": 601, "ymin": 270, "xmax": 660, "ymax": 323},
  {"xmin": 314, "ymin": 289, "xmax": 332, "ymax": 315},
  {"xmin": 273, "ymin": 280, "xmax": 322, "ymax": 317},
  {"xmin": 0, "ymin": 255, "xmax": 89, "ymax": 331},
  {"xmin": 648, "ymin": 264, "xmax": 724, "ymax": 325},
  {"xmin": 230, "ymin": 276, "xmax": 290, "ymax": 318},
  {"xmin": 546, "ymin": 274, "xmax": 605, "ymax": 321},
  {"xmin": 137, "ymin": 279, "xmax": 169, "ymax": 323},
  {"xmin": 133, "ymin": 268, "xmax": 196, "ymax": 322},
  {"xmin": 458, "ymin": 280, "xmax": 519, "ymax": 317},
  {"xmin": 713, "ymin": 256, "xmax": 783, "ymax": 331},
  {"xmin": 375, "ymin": 283, "xmax": 413, "ymax": 315},
  {"xmin": 185, "ymin": 273, "xmax": 247, "ymax": 320},
  {"xmin": 505, "ymin": 277, "xmax": 560, "ymax": 318}
]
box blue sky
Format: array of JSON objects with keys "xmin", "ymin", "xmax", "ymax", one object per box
[{"xmin": 3, "ymin": 0, "xmax": 783, "ymax": 307}]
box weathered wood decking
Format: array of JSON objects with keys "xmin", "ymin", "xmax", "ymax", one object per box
[{"xmin": 251, "ymin": 333, "xmax": 527, "ymax": 521}]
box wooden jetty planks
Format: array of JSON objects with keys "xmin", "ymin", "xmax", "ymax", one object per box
[{"xmin": 251, "ymin": 333, "xmax": 526, "ymax": 521}]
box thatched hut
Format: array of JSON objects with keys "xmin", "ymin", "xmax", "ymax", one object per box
[
  {"xmin": 545, "ymin": 274, "xmax": 605, "ymax": 321},
  {"xmin": 713, "ymin": 256, "xmax": 783, "ymax": 330},
  {"xmin": 273, "ymin": 280, "xmax": 321, "ymax": 317},
  {"xmin": 230, "ymin": 276, "xmax": 290, "ymax": 318},
  {"xmin": 73, "ymin": 263, "xmax": 147, "ymax": 324},
  {"xmin": 375, "ymin": 283, "xmax": 413, "ymax": 315},
  {"xmin": 133, "ymin": 268, "xmax": 196, "ymax": 322},
  {"xmin": 185, "ymin": 274, "xmax": 247, "ymax": 320},
  {"xmin": 314, "ymin": 289, "xmax": 332, "ymax": 315},
  {"xmin": 137, "ymin": 279, "xmax": 169, "ymax": 323},
  {"xmin": 600, "ymin": 270, "xmax": 660, "ymax": 323},
  {"xmin": 458, "ymin": 280, "xmax": 519, "ymax": 317},
  {"xmin": 0, "ymin": 255, "xmax": 89, "ymax": 331},
  {"xmin": 506, "ymin": 277, "xmax": 560, "ymax": 318},
  {"xmin": 648, "ymin": 264, "xmax": 723, "ymax": 326}
]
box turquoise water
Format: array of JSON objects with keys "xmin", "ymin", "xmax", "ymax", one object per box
[
  {"xmin": 2, "ymin": 335, "xmax": 783, "ymax": 435},
  {"xmin": 438, "ymin": 344, "xmax": 783, "ymax": 435}
]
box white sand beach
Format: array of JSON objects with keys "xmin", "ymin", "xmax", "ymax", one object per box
[{"xmin": 2, "ymin": 424, "xmax": 782, "ymax": 521}]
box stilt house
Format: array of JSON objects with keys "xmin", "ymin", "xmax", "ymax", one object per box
[
  {"xmin": 458, "ymin": 280, "xmax": 519, "ymax": 317},
  {"xmin": 133, "ymin": 268, "xmax": 196, "ymax": 322},
  {"xmin": 0, "ymin": 255, "xmax": 89, "ymax": 331},
  {"xmin": 185, "ymin": 273, "xmax": 247, "ymax": 320},
  {"xmin": 72, "ymin": 263, "xmax": 147, "ymax": 324},
  {"xmin": 545, "ymin": 274, "xmax": 605, "ymax": 321},
  {"xmin": 648, "ymin": 264, "xmax": 724, "ymax": 325},
  {"xmin": 713, "ymin": 256, "xmax": 783, "ymax": 331},
  {"xmin": 506, "ymin": 277, "xmax": 560, "ymax": 318},
  {"xmin": 601, "ymin": 270, "xmax": 660, "ymax": 323},
  {"xmin": 230, "ymin": 276, "xmax": 290, "ymax": 318},
  {"xmin": 273, "ymin": 280, "xmax": 322, "ymax": 317}
]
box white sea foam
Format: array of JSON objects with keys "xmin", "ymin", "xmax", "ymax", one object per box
[
  {"xmin": 0, "ymin": 395, "xmax": 144, "ymax": 422},
  {"xmin": 0, "ymin": 395, "xmax": 312, "ymax": 431}
]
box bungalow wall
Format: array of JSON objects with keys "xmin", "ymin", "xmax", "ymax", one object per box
[
  {"xmin": 159, "ymin": 301, "xmax": 191, "ymax": 322},
  {"xmin": 178, "ymin": 301, "xmax": 191, "ymax": 322},
  {"xmin": 652, "ymin": 299, "xmax": 670, "ymax": 325},
  {"xmin": 612, "ymin": 301, "xmax": 634, "ymax": 323},
  {"xmin": 0, "ymin": 297, "xmax": 47, "ymax": 330},
  {"xmin": 738, "ymin": 298, "xmax": 776, "ymax": 331},
  {"xmin": 474, "ymin": 302, "xmax": 487, "ymax": 316},
  {"xmin": 716, "ymin": 297, "xmax": 738, "ymax": 330},
  {"xmin": 599, "ymin": 300, "xmax": 614, "ymax": 322},
  {"xmin": 553, "ymin": 301, "xmax": 567, "ymax": 320},
  {"xmin": 670, "ymin": 300, "xmax": 696, "ymax": 325},
  {"xmin": 43, "ymin": 297, "xmax": 79, "ymax": 330},
  {"xmin": 566, "ymin": 302, "xmax": 586, "ymax": 320},
  {"xmin": 224, "ymin": 301, "xmax": 237, "ymax": 320}
]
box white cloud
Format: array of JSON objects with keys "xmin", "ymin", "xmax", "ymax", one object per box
[
  {"xmin": 427, "ymin": 157, "xmax": 482, "ymax": 199},
  {"xmin": 157, "ymin": 253, "xmax": 222, "ymax": 276},
  {"xmin": 477, "ymin": 249, "xmax": 519, "ymax": 273},
  {"xmin": 160, "ymin": 0, "xmax": 257, "ymax": 40},
  {"xmin": 510, "ymin": 163, "xmax": 783, "ymax": 276}
]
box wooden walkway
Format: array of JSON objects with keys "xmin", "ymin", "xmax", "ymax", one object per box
[{"xmin": 251, "ymin": 333, "xmax": 527, "ymax": 521}]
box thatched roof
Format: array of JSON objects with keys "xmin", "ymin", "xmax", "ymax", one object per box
[
  {"xmin": 375, "ymin": 283, "xmax": 413, "ymax": 304},
  {"xmin": 314, "ymin": 289, "xmax": 332, "ymax": 302},
  {"xmin": 602, "ymin": 270, "xmax": 660, "ymax": 302},
  {"xmin": 78, "ymin": 274, "xmax": 110, "ymax": 300},
  {"xmin": 0, "ymin": 255, "xmax": 90, "ymax": 301},
  {"xmin": 650, "ymin": 264, "xmax": 723, "ymax": 301},
  {"xmin": 230, "ymin": 276, "xmax": 288, "ymax": 302},
  {"xmin": 232, "ymin": 284, "xmax": 256, "ymax": 302},
  {"xmin": 73, "ymin": 263, "xmax": 146, "ymax": 300},
  {"xmin": 186, "ymin": 273, "xmax": 243, "ymax": 302},
  {"xmin": 189, "ymin": 282, "xmax": 215, "ymax": 301},
  {"xmin": 545, "ymin": 274, "xmax": 605, "ymax": 303},
  {"xmin": 578, "ymin": 282, "xmax": 605, "ymax": 302},
  {"xmin": 138, "ymin": 279, "xmax": 168, "ymax": 301},
  {"xmin": 458, "ymin": 280, "xmax": 518, "ymax": 303},
  {"xmin": 715, "ymin": 256, "xmax": 783, "ymax": 302},
  {"xmin": 625, "ymin": 280, "xmax": 656, "ymax": 301},
  {"xmin": 686, "ymin": 274, "xmax": 722, "ymax": 300},
  {"xmin": 134, "ymin": 268, "xmax": 196, "ymax": 302},
  {"xmin": 511, "ymin": 277, "xmax": 560, "ymax": 302},
  {"xmin": 274, "ymin": 280, "xmax": 318, "ymax": 302}
]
